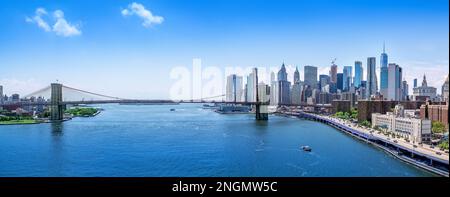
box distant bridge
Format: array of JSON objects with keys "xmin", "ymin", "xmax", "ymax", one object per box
[{"xmin": 1, "ymin": 83, "xmax": 332, "ymax": 121}]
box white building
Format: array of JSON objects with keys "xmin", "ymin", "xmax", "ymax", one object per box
[
  {"xmin": 387, "ymin": 63, "xmax": 402, "ymax": 101},
  {"xmin": 372, "ymin": 105, "xmax": 431, "ymax": 143},
  {"xmin": 245, "ymin": 68, "xmax": 258, "ymax": 102},
  {"xmin": 412, "ymin": 75, "xmax": 437, "ymax": 101},
  {"xmin": 226, "ymin": 74, "xmax": 243, "ymax": 102}
]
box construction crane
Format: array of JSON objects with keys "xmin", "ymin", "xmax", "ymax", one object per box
[{"xmin": 331, "ymin": 58, "xmax": 337, "ymax": 65}]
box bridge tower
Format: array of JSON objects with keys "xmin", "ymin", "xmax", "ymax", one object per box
[
  {"xmin": 50, "ymin": 83, "xmax": 64, "ymax": 121},
  {"xmin": 255, "ymin": 69, "xmax": 268, "ymax": 121}
]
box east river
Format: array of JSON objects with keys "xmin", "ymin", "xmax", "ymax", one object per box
[{"xmin": 0, "ymin": 104, "xmax": 434, "ymax": 176}]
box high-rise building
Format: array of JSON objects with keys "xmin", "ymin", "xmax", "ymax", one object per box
[
  {"xmin": 442, "ymin": 75, "xmax": 449, "ymax": 102},
  {"xmin": 366, "ymin": 57, "xmax": 378, "ymax": 99},
  {"xmin": 304, "ymin": 65, "xmax": 318, "ymax": 89},
  {"xmin": 291, "ymin": 83, "xmax": 303, "ymax": 105},
  {"xmin": 402, "ymin": 80, "xmax": 409, "ymax": 101},
  {"xmin": 337, "ymin": 73, "xmax": 343, "ymax": 91},
  {"xmin": 319, "ymin": 74, "xmax": 330, "ymax": 91},
  {"xmin": 246, "ymin": 68, "xmax": 258, "ymax": 102},
  {"xmin": 380, "ymin": 44, "xmax": 389, "ymax": 98},
  {"xmin": 0, "ymin": 85, "xmax": 3, "ymax": 104},
  {"xmin": 413, "ymin": 78, "xmax": 418, "ymax": 88},
  {"xmin": 270, "ymin": 71, "xmax": 276, "ymax": 83},
  {"xmin": 226, "ymin": 74, "xmax": 243, "ymax": 102},
  {"xmin": 11, "ymin": 94, "xmax": 20, "ymax": 102},
  {"xmin": 354, "ymin": 61, "xmax": 363, "ymax": 88},
  {"xmin": 343, "ymin": 66, "xmax": 352, "ymax": 91},
  {"xmin": 387, "ymin": 63, "xmax": 402, "ymax": 101},
  {"xmin": 294, "ymin": 66, "xmax": 300, "ymax": 84},
  {"xmin": 275, "ymin": 63, "xmax": 291, "ymax": 105},
  {"xmin": 329, "ymin": 63, "xmax": 338, "ymax": 84}
]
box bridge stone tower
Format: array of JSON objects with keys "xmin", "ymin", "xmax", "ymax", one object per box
[
  {"xmin": 50, "ymin": 83, "xmax": 64, "ymax": 121},
  {"xmin": 255, "ymin": 68, "xmax": 269, "ymax": 121}
]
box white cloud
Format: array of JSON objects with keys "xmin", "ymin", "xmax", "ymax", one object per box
[
  {"xmin": 122, "ymin": 2, "xmax": 164, "ymax": 28},
  {"xmin": 26, "ymin": 8, "xmax": 81, "ymax": 37},
  {"xmin": 25, "ymin": 7, "xmax": 51, "ymax": 32},
  {"xmin": 52, "ymin": 10, "xmax": 81, "ymax": 37}
]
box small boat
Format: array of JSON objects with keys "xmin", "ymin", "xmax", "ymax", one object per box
[
  {"xmin": 301, "ymin": 146, "xmax": 312, "ymax": 152},
  {"xmin": 170, "ymin": 108, "xmax": 176, "ymax": 111}
]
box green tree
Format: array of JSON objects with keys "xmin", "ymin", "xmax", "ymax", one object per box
[{"xmin": 431, "ymin": 121, "xmax": 446, "ymax": 134}]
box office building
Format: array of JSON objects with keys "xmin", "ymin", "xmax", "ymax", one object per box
[
  {"xmin": 354, "ymin": 61, "xmax": 363, "ymax": 88},
  {"xmin": 304, "ymin": 65, "xmax": 318, "ymax": 89},
  {"xmin": 387, "ymin": 63, "xmax": 402, "ymax": 101},
  {"xmin": 226, "ymin": 74, "xmax": 243, "ymax": 102},
  {"xmin": 343, "ymin": 66, "xmax": 352, "ymax": 91},
  {"xmin": 413, "ymin": 78, "xmax": 418, "ymax": 88},
  {"xmin": 337, "ymin": 73, "xmax": 343, "ymax": 91},
  {"xmin": 275, "ymin": 63, "xmax": 291, "ymax": 105},
  {"xmin": 246, "ymin": 68, "xmax": 258, "ymax": 102},
  {"xmin": 442, "ymin": 75, "xmax": 449, "ymax": 102},
  {"xmin": 380, "ymin": 44, "xmax": 389, "ymax": 98},
  {"xmin": 0, "ymin": 85, "xmax": 3, "ymax": 104},
  {"xmin": 330, "ymin": 63, "xmax": 337, "ymax": 84},
  {"xmin": 372, "ymin": 104, "xmax": 431, "ymax": 143},
  {"xmin": 412, "ymin": 75, "xmax": 437, "ymax": 101},
  {"xmin": 366, "ymin": 57, "xmax": 378, "ymax": 99},
  {"xmin": 294, "ymin": 66, "xmax": 300, "ymax": 84},
  {"xmin": 402, "ymin": 80, "xmax": 409, "ymax": 101},
  {"xmin": 319, "ymin": 74, "xmax": 330, "ymax": 91}
]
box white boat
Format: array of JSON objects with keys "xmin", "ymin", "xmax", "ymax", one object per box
[{"xmin": 301, "ymin": 146, "xmax": 312, "ymax": 152}]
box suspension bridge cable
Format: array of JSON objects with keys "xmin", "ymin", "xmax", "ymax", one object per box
[
  {"xmin": 62, "ymin": 85, "xmax": 126, "ymax": 100},
  {"xmin": 23, "ymin": 85, "xmax": 51, "ymax": 98}
]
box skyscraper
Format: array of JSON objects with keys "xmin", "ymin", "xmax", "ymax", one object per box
[
  {"xmin": 304, "ymin": 65, "xmax": 318, "ymax": 89},
  {"xmin": 276, "ymin": 63, "xmax": 291, "ymax": 105},
  {"xmin": 0, "ymin": 85, "xmax": 3, "ymax": 104},
  {"xmin": 354, "ymin": 61, "xmax": 363, "ymax": 88},
  {"xmin": 387, "ymin": 63, "xmax": 402, "ymax": 101},
  {"xmin": 294, "ymin": 66, "xmax": 300, "ymax": 84},
  {"xmin": 246, "ymin": 68, "xmax": 258, "ymax": 102},
  {"xmin": 319, "ymin": 74, "xmax": 330, "ymax": 91},
  {"xmin": 343, "ymin": 66, "xmax": 352, "ymax": 91},
  {"xmin": 366, "ymin": 57, "xmax": 378, "ymax": 99},
  {"xmin": 413, "ymin": 78, "xmax": 418, "ymax": 88},
  {"xmin": 442, "ymin": 75, "xmax": 449, "ymax": 102},
  {"xmin": 380, "ymin": 43, "xmax": 389, "ymax": 98},
  {"xmin": 329, "ymin": 63, "xmax": 338, "ymax": 84},
  {"xmin": 402, "ymin": 80, "xmax": 409, "ymax": 101},
  {"xmin": 226, "ymin": 74, "xmax": 243, "ymax": 102},
  {"xmin": 337, "ymin": 73, "xmax": 343, "ymax": 91}
]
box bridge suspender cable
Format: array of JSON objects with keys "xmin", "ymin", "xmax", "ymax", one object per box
[
  {"xmin": 62, "ymin": 85, "xmax": 125, "ymax": 100},
  {"xmin": 23, "ymin": 85, "xmax": 51, "ymax": 98}
]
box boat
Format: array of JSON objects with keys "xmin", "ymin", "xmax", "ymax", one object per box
[
  {"xmin": 170, "ymin": 108, "xmax": 176, "ymax": 111},
  {"xmin": 301, "ymin": 146, "xmax": 312, "ymax": 152}
]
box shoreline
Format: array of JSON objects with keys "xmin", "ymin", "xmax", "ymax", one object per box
[{"xmin": 283, "ymin": 112, "xmax": 449, "ymax": 177}]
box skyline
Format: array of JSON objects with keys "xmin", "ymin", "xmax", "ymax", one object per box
[{"xmin": 0, "ymin": 0, "xmax": 449, "ymax": 99}]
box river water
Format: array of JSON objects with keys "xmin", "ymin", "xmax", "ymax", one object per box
[{"xmin": 0, "ymin": 104, "xmax": 434, "ymax": 176}]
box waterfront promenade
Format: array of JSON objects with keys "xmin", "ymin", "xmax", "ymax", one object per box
[{"xmin": 282, "ymin": 111, "xmax": 449, "ymax": 176}]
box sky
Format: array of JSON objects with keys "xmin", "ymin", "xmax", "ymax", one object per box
[{"xmin": 0, "ymin": 0, "xmax": 448, "ymax": 99}]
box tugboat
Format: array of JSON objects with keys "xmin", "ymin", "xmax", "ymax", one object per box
[{"xmin": 301, "ymin": 146, "xmax": 312, "ymax": 152}]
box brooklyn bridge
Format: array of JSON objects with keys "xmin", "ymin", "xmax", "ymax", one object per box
[{"xmin": 0, "ymin": 83, "xmax": 332, "ymax": 121}]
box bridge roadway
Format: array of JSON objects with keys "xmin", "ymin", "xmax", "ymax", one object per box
[{"xmin": 1, "ymin": 100, "xmax": 332, "ymax": 108}]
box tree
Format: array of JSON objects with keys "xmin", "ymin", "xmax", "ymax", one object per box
[{"xmin": 432, "ymin": 121, "xmax": 446, "ymax": 134}]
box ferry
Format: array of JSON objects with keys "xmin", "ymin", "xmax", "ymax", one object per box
[{"xmin": 301, "ymin": 146, "xmax": 312, "ymax": 152}]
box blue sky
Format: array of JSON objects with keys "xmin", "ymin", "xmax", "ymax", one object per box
[{"xmin": 0, "ymin": 0, "xmax": 448, "ymax": 99}]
